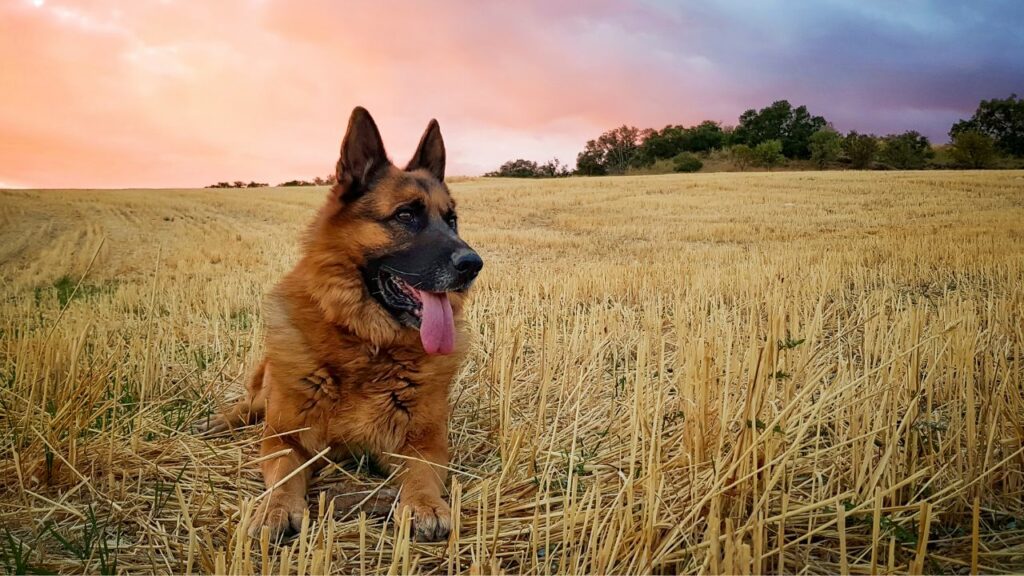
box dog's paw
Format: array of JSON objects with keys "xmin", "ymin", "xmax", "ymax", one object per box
[
  {"xmin": 249, "ymin": 497, "xmax": 306, "ymax": 542},
  {"xmin": 192, "ymin": 414, "xmax": 228, "ymax": 436},
  {"xmin": 401, "ymin": 496, "xmax": 451, "ymax": 542}
]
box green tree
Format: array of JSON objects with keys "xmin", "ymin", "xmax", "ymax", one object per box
[
  {"xmin": 949, "ymin": 130, "xmax": 997, "ymax": 168},
  {"xmin": 730, "ymin": 144, "xmax": 756, "ymax": 171},
  {"xmin": 596, "ymin": 125, "xmax": 642, "ymax": 174},
  {"xmin": 683, "ymin": 121, "xmax": 727, "ymax": 153},
  {"xmin": 950, "ymin": 94, "xmax": 1024, "ymax": 157},
  {"xmin": 635, "ymin": 121, "xmax": 726, "ymax": 167},
  {"xmin": 754, "ymin": 140, "xmax": 785, "ymax": 171},
  {"xmin": 486, "ymin": 158, "xmax": 571, "ymax": 178},
  {"xmin": 491, "ymin": 159, "xmax": 539, "ymax": 177},
  {"xmin": 879, "ymin": 131, "xmax": 932, "ymax": 169},
  {"xmin": 575, "ymin": 143, "xmax": 608, "ymax": 176},
  {"xmin": 576, "ymin": 126, "xmax": 642, "ymax": 175},
  {"xmin": 537, "ymin": 158, "xmax": 572, "ymax": 177},
  {"xmin": 843, "ymin": 132, "xmax": 879, "ymax": 169},
  {"xmin": 732, "ymin": 100, "xmax": 827, "ymax": 159},
  {"xmin": 671, "ymin": 152, "xmax": 703, "ymax": 173},
  {"xmin": 809, "ymin": 128, "xmax": 842, "ymax": 168},
  {"xmin": 635, "ymin": 126, "xmax": 686, "ymax": 166}
]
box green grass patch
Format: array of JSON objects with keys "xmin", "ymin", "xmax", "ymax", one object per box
[{"xmin": 48, "ymin": 276, "xmax": 117, "ymax": 309}]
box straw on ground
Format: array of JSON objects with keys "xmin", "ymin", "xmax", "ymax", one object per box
[{"xmin": 1, "ymin": 171, "xmax": 1023, "ymax": 574}]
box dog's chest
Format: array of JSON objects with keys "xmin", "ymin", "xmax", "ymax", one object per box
[{"xmin": 314, "ymin": 352, "xmax": 451, "ymax": 452}]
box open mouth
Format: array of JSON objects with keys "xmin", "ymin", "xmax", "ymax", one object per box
[
  {"xmin": 370, "ymin": 268, "xmax": 456, "ymax": 355},
  {"xmin": 378, "ymin": 270, "xmax": 422, "ymax": 321}
]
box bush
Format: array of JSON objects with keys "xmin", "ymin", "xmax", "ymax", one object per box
[
  {"xmin": 879, "ymin": 131, "xmax": 932, "ymax": 169},
  {"xmin": 625, "ymin": 158, "xmax": 676, "ymax": 175},
  {"xmin": 206, "ymin": 181, "xmax": 269, "ymax": 189},
  {"xmin": 949, "ymin": 130, "xmax": 998, "ymax": 169},
  {"xmin": 672, "ymin": 152, "xmax": 703, "ymax": 173},
  {"xmin": 809, "ymin": 128, "xmax": 842, "ymax": 168},
  {"xmin": 486, "ymin": 159, "xmax": 541, "ymax": 178},
  {"xmin": 754, "ymin": 140, "xmax": 785, "ymax": 171},
  {"xmin": 843, "ymin": 132, "xmax": 879, "ymax": 169},
  {"xmin": 729, "ymin": 144, "xmax": 756, "ymax": 171},
  {"xmin": 485, "ymin": 158, "xmax": 572, "ymax": 178},
  {"xmin": 536, "ymin": 158, "xmax": 572, "ymax": 178},
  {"xmin": 926, "ymin": 145, "xmax": 957, "ymax": 169}
]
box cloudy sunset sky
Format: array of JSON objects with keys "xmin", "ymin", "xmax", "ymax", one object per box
[{"xmin": 1, "ymin": 0, "xmax": 1021, "ymax": 188}]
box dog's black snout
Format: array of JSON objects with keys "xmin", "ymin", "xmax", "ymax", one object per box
[{"xmin": 451, "ymin": 249, "xmax": 483, "ymax": 280}]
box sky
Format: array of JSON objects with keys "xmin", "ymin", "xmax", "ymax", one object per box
[{"xmin": 1, "ymin": 0, "xmax": 1022, "ymax": 188}]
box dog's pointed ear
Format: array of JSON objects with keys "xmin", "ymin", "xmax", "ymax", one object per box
[
  {"xmin": 335, "ymin": 107, "xmax": 390, "ymax": 204},
  {"xmin": 405, "ymin": 119, "xmax": 445, "ymax": 181}
]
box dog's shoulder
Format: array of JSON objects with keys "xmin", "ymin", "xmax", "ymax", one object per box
[{"xmin": 261, "ymin": 278, "xmax": 326, "ymax": 384}]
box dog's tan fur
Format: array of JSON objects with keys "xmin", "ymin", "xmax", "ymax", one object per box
[{"xmin": 204, "ymin": 108, "xmax": 470, "ymax": 542}]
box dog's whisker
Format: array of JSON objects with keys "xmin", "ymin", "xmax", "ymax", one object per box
[{"xmin": 381, "ymin": 265, "xmax": 423, "ymax": 277}]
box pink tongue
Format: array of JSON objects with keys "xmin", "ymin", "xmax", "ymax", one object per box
[{"xmin": 415, "ymin": 290, "xmax": 455, "ymax": 355}]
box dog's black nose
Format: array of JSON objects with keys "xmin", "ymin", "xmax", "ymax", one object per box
[{"xmin": 451, "ymin": 249, "xmax": 483, "ymax": 280}]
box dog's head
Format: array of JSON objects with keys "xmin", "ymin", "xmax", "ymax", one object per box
[{"xmin": 309, "ymin": 107, "xmax": 482, "ymax": 355}]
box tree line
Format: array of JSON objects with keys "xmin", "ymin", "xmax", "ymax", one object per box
[
  {"xmin": 486, "ymin": 94, "xmax": 1024, "ymax": 177},
  {"xmin": 206, "ymin": 175, "xmax": 336, "ymax": 189}
]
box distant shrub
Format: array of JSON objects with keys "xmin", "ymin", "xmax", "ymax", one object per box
[
  {"xmin": 809, "ymin": 128, "xmax": 842, "ymax": 168},
  {"xmin": 485, "ymin": 158, "xmax": 571, "ymax": 178},
  {"xmin": 949, "ymin": 130, "xmax": 998, "ymax": 169},
  {"xmin": 536, "ymin": 158, "xmax": 572, "ymax": 178},
  {"xmin": 671, "ymin": 152, "xmax": 703, "ymax": 173},
  {"xmin": 843, "ymin": 132, "xmax": 879, "ymax": 169},
  {"xmin": 207, "ymin": 178, "xmax": 317, "ymax": 188},
  {"xmin": 206, "ymin": 181, "xmax": 268, "ymax": 189},
  {"xmin": 729, "ymin": 144, "xmax": 756, "ymax": 171},
  {"xmin": 879, "ymin": 131, "xmax": 933, "ymax": 169},
  {"xmin": 626, "ymin": 158, "xmax": 676, "ymax": 175},
  {"xmin": 754, "ymin": 140, "xmax": 785, "ymax": 171}
]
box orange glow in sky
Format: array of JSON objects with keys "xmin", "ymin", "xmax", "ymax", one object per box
[
  {"xmin": 3, "ymin": 0, "xmax": 682, "ymax": 187},
  {"xmin": 2, "ymin": 1, "xmax": 1019, "ymax": 188}
]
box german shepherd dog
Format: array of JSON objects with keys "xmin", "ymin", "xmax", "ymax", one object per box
[{"xmin": 197, "ymin": 107, "xmax": 482, "ymax": 542}]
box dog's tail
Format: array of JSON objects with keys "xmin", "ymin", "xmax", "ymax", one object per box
[{"xmin": 194, "ymin": 359, "xmax": 268, "ymax": 435}]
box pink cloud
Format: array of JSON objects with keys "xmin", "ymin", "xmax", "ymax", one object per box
[
  {"xmin": 5, "ymin": 1, "xmax": 1012, "ymax": 187},
  {"xmin": 1, "ymin": 0, "xmax": 729, "ymax": 187}
]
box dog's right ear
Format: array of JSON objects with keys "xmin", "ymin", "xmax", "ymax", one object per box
[{"xmin": 334, "ymin": 107, "xmax": 390, "ymax": 204}]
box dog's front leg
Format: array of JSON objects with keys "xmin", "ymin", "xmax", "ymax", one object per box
[
  {"xmin": 250, "ymin": 434, "xmax": 314, "ymax": 541},
  {"xmin": 396, "ymin": 422, "xmax": 451, "ymax": 542}
]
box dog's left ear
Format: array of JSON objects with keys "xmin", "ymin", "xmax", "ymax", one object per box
[{"xmin": 406, "ymin": 119, "xmax": 445, "ymax": 181}]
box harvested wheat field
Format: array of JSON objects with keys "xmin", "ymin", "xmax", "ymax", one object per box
[{"xmin": 1, "ymin": 171, "xmax": 1023, "ymax": 574}]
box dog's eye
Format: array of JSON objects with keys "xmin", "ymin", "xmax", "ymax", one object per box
[
  {"xmin": 446, "ymin": 213, "xmax": 458, "ymax": 230},
  {"xmin": 394, "ymin": 208, "xmax": 416, "ymax": 223}
]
